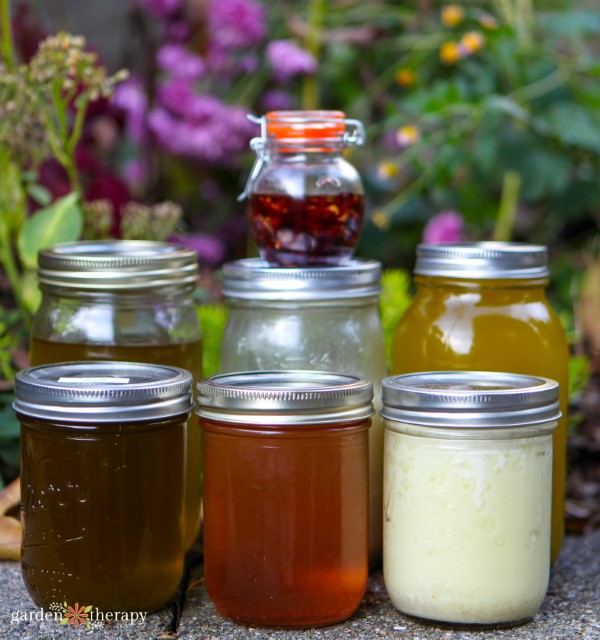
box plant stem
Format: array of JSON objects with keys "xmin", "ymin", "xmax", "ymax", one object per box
[
  {"xmin": 302, "ymin": 0, "xmax": 326, "ymax": 110},
  {"xmin": 493, "ymin": 171, "xmax": 521, "ymax": 242},
  {"xmin": 0, "ymin": 231, "xmax": 26, "ymax": 317},
  {"xmin": 0, "ymin": 0, "xmax": 16, "ymax": 71}
]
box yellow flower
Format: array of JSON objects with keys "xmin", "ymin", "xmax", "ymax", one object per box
[
  {"xmin": 460, "ymin": 31, "xmax": 485, "ymax": 55},
  {"xmin": 439, "ymin": 41, "xmax": 460, "ymax": 65},
  {"xmin": 376, "ymin": 160, "xmax": 400, "ymax": 180},
  {"xmin": 372, "ymin": 211, "xmax": 391, "ymax": 231},
  {"xmin": 395, "ymin": 68, "xmax": 416, "ymax": 87},
  {"xmin": 395, "ymin": 125, "xmax": 421, "ymax": 147},
  {"xmin": 441, "ymin": 5, "xmax": 464, "ymax": 28}
]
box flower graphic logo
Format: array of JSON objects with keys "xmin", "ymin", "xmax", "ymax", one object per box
[{"xmin": 60, "ymin": 602, "xmax": 93, "ymax": 629}]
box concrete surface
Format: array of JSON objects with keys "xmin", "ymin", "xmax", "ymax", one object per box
[{"xmin": 0, "ymin": 531, "xmax": 598, "ymax": 639}]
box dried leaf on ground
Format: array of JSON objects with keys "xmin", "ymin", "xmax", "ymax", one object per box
[
  {"xmin": 0, "ymin": 516, "xmax": 20, "ymax": 561},
  {"xmin": 0, "ymin": 478, "xmax": 20, "ymax": 516}
]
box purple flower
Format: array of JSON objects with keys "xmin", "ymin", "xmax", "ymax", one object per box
[
  {"xmin": 165, "ymin": 20, "xmax": 191, "ymax": 42},
  {"xmin": 169, "ymin": 233, "xmax": 226, "ymax": 266},
  {"xmin": 261, "ymin": 89, "xmax": 294, "ymax": 111},
  {"xmin": 208, "ymin": 0, "xmax": 266, "ymax": 50},
  {"xmin": 112, "ymin": 79, "xmax": 148, "ymax": 144},
  {"xmin": 157, "ymin": 44, "xmax": 205, "ymax": 80},
  {"xmin": 266, "ymin": 40, "xmax": 318, "ymax": 82},
  {"xmin": 422, "ymin": 211, "xmax": 465, "ymax": 244},
  {"xmin": 123, "ymin": 159, "xmax": 149, "ymax": 193},
  {"xmin": 138, "ymin": 0, "xmax": 181, "ymax": 18}
]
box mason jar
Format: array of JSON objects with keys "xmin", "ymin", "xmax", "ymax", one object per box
[
  {"xmin": 197, "ymin": 370, "xmax": 372, "ymax": 629},
  {"xmin": 14, "ymin": 361, "xmax": 192, "ymax": 612},
  {"xmin": 30, "ymin": 240, "xmax": 203, "ymax": 550},
  {"xmin": 381, "ymin": 371, "xmax": 559, "ymax": 626},
  {"xmin": 220, "ymin": 257, "xmax": 387, "ymax": 564},
  {"xmin": 243, "ymin": 110, "xmax": 366, "ymax": 266},
  {"xmin": 391, "ymin": 242, "xmax": 568, "ymax": 562}
]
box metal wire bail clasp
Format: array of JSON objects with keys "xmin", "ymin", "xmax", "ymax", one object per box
[
  {"xmin": 343, "ymin": 119, "xmax": 366, "ymax": 147},
  {"xmin": 238, "ymin": 114, "xmax": 267, "ymax": 202}
]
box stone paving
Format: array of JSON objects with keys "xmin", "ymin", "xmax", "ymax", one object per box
[{"xmin": 0, "ymin": 531, "xmax": 598, "ymax": 640}]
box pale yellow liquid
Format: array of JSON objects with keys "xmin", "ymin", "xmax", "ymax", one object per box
[
  {"xmin": 391, "ymin": 278, "xmax": 568, "ymax": 563},
  {"xmin": 29, "ymin": 338, "xmax": 203, "ymax": 551}
]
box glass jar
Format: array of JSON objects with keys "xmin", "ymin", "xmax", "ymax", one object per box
[
  {"xmin": 14, "ymin": 361, "xmax": 192, "ymax": 612},
  {"xmin": 197, "ymin": 371, "xmax": 373, "ymax": 629},
  {"xmin": 220, "ymin": 257, "xmax": 387, "ymax": 565},
  {"xmin": 30, "ymin": 240, "xmax": 203, "ymax": 550},
  {"xmin": 243, "ymin": 110, "xmax": 366, "ymax": 266},
  {"xmin": 391, "ymin": 242, "xmax": 568, "ymax": 562},
  {"xmin": 381, "ymin": 371, "xmax": 560, "ymax": 626}
]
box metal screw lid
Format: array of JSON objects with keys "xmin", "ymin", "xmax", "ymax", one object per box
[
  {"xmin": 222, "ymin": 258, "xmax": 381, "ymax": 301},
  {"xmin": 381, "ymin": 371, "xmax": 560, "ymax": 429},
  {"xmin": 37, "ymin": 240, "xmax": 198, "ymax": 290},
  {"xmin": 196, "ymin": 370, "xmax": 374, "ymax": 426},
  {"xmin": 14, "ymin": 361, "xmax": 193, "ymax": 423},
  {"xmin": 414, "ymin": 242, "xmax": 549, "ymax": 279}
]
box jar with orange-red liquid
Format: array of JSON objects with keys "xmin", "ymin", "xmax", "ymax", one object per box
[
  {"xmin": 243, "ymin": 110, "xmax": 366, "ymax": 266},
  {"xmin": 391, "ymin": 242, "xmax": 569, "ymax": 562},
  {"xmin": 197, "ymin": 371, "xmax": 373, "ymax": 629}
]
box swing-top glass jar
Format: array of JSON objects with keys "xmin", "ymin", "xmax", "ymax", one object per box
[
  {"xmin": 29, "ymin": 240, "xmax": 203, "ymax": 550},
  {"xmin": 244, "ymin": 110, "xmax": 366, "ymax": 266}
]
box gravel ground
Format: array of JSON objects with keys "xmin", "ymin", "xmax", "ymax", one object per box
[{"xmin": 0, "ymin": 531, "xmax": 598, "ymax": 639}]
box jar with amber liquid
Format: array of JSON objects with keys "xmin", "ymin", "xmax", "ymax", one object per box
[
  {"xmin": 14, "ymin": 362, "xmax": 192, "ymax": 612},
  {"xmin": 243, "ymin": 110, "xmax": 366, "ymax": 266},
  {"xmin": 391, "ymin": 242, "xmax": 569, "ymax": 562},
  {"xmin": 30, "ymin": 240, "xmax": 202, "ymax": 549},
  {"xmin": 197, "ymin": 371, "xmax": 373, "ymax": 629}
]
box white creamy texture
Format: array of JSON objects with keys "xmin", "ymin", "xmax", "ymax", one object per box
[{"xmin": 383, "ymin": 427, "xmax": 553, "ymax": 624}]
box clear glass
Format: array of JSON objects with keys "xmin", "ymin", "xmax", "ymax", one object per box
[
  {"xmin": 221, "ymin": 296, "xmax": 386, "ymax": 565},
  {"xmin": 383, "ymin": 422, "xmax": 554, "ymax": 625},
  {"xmin": 30, "ymin": 286, "xmax": 203, "ymax": 551},
  {"xmin": 202, "ymin": 417, "xmax": 369, "ymax": 628},
  {"xmin": 19, "ymin": 413, "xmax": 186, "ymax": 612},
  {"xmin": 248, "ymin": 143, "xmax": 364, "ymax": 266},
  {"xmin": 391, "ymin": 276, "xmax": 568, "ymax": 562}
]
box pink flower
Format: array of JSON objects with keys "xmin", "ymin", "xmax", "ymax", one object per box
[
  {"xmin": 157, "ymin": 44, "xmax": 205, "ymax": 80},
  {"xmin": 266, "ymin": 40, "xmax": 317, "ymax": 82},
  {"xmin": 169, "ymin": 233, "xmax": 227, "ymax": 266},
  {"xmin": 113, "ymin": 79, "xmax": 148, "ymax": 144},
  {"xmin": 208, "ymin": 0, "xmax": 266, "ymax": 50},
  {"xmin": 423, "ymin": 211, "xmax": 465, "ymax": 243}
]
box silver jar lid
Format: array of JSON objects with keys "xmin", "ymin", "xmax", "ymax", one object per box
[
  {"xmin": 222, "ymin": 258, "xmax": 381, "ymax": 300},
  {"xmin": 37, "ymin": 240, "xmax": 198, "ymax": 290},
  {"xmin": 197, "ymin": 370, "xmax": 374, "ymax": 425},
  {"xmin": 381, "ymin": 371, "xmax": 560, "ymax": 429},
  {"xmin": 414, "ymin": 242, "xmax": 549, "ymax": 279},
  {"xmin": 14, "ymin": 362, "xmax": 193, "ymax": 423}
]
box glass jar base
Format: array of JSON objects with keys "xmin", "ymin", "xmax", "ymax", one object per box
[{"xmin": 400, "ymin": 610, "xmax": 534, "ymax": 631}]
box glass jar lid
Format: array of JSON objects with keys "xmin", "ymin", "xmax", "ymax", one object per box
[
  {"xmin": 414, "ymin": 242, "xmax": 548, "ymax": 279},
  {"xmin": 381, "ymin": 371, "xmax": 560, "ymax": 429},
  {"xmin": 14, "ymin": 362, "xmax": 193, "ymax": 423},
  {"xmin": 197, "ymin": 370, "xmax": 373, "ymax": 425},
  {"xmin": 37, "ymin": 240, "xmax": 198, "ymax": 290},
  {"xmin": 222, "ymin": 258, "xmax": 381, "ymax": 300}
]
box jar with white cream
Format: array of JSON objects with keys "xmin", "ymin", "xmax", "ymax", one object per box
[{"xmin": 381, "ymin": 371, "xmax": 560, "ymax": 626}]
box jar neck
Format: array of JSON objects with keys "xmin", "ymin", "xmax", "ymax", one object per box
[
  {"xmin": 266, "ymin": 139, "xmax": 345, "ymax": 158},
  {"xmin": 414, "ymin": 275, "xmax": 548, "ymax": 292},
  {"xmin": 39, "ymin": 282, "xmax": 196, "ymax": 302},
  {"xmin": 225, "ymin": 295, "xmax": 380, "ymax": 310}
]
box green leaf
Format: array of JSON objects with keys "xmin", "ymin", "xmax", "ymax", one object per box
[
  {"xmin": 17, "ymin": 192, "xmax": 83, "ymax": 269},
  {"xmin": 20, "ymin": 268, "xmax": 42, "ymax": 315},
  {"xmin": 26, "ymin": 183, "xmax": 52, "ymax": 207}
]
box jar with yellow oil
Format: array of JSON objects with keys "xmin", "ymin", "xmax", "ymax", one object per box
[
  {"xmin": 30, "ymin": 240, "xmax": 203, "ymax": 550},
  {"xmin": 391, "ymin": 242, "xmax": 568, "ymax": 562}
]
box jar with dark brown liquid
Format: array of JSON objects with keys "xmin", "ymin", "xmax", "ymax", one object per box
[
  {"xmin": 197, "ymin": 371, "xmax": 373, "ymax": 629},
  {"xmin": 30, "ymin": 240, "xmax": 203, "ymax": 550},
  {"xmin": 243, "ymin": 110, "xmax": 366, "ymax": 266},
  {"xmin": 14, "ymin": 362, "xmax": 192, "ymax": 612}
]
